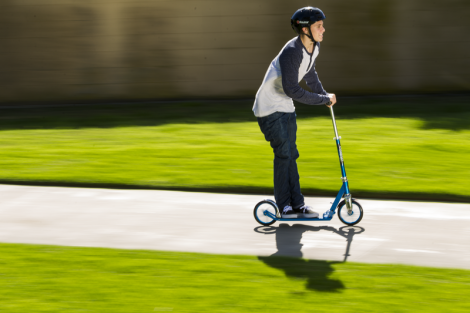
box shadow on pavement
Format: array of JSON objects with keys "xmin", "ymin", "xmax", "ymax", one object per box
[{"xmin": 255, "ymin": 224, "xmax": 364, "ymax": 292}]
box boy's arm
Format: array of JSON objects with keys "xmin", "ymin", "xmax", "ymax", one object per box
[
  {"xmin": 279, "ymin": 49, "xmax": 330, "ymax": 105},
  {"xmin": 304, "ymin": 61, "xmax": 328, "ymax": 95}
]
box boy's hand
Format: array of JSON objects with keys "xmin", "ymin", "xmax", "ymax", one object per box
[{"xmin": 327, "ymin": 93, "xmax": 336, "ymax": 107}]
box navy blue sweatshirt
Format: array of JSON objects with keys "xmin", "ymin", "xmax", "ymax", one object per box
[{"xmin": 253, "ymin": 36, "xmax": 330, "ymax": 117}]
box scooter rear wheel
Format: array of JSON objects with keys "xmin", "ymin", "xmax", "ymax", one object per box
[
  {"xmin": 253, "ymin": 200, "xmax": 278, "ymax": 226},
  {"xmin": 337, "ymin": 199, "xmax": 363, "ymax": 226}
]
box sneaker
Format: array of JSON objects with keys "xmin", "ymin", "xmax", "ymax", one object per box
[
  {"xmin": 281, "ymin": 205, "xmax": 297, "ymax": 218},
  {"xmin": 298, "ymin": 205, "xmax": 319, "ymax": 218}
]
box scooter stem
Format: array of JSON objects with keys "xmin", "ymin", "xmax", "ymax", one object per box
[
  {"xmin": 329, "ymin": 105, "xmax": 353, "ymax": 210},
  {"xmin": 329, "ymin": 106, "xmax": 340, "ymax": 139}
]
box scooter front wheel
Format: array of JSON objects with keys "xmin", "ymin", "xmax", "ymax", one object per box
[
  {"xmin": 337, "ymin": 199, "xmax": 363, "ymax": 226},
  {"xmin": 253, "ymin": 200, "xmax": 278, "ymax": 226}
]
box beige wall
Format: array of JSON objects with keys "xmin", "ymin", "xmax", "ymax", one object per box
[{"xmin": 1, "ymin": 0, "xmax": 469, "ymax": 104}]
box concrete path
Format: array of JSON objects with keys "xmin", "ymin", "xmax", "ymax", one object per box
[{"xmin": 1, "ymin": 184, "xmax": 469, "ymax": 269}]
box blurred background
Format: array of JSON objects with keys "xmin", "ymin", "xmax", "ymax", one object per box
[{"xmin": 1, "ymin": 0, "xmax": 469, "ymax": 105}]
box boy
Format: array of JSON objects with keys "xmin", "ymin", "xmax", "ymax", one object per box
[{"xmin": 253, "ymin": 7, "xmax": 336, "ymax": 218}]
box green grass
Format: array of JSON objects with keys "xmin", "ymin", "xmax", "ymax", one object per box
[
  {"xmin": 1, "ymin": 96, "xmax": 470, "ymax": 201},
  {"xmin": 0, "ymin": 243, "xmax": 469, "ymax": 312}
]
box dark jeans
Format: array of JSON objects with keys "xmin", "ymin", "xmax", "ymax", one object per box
[{"xmin": 258, "ymin": 112, "xmax": 305, "ymax": 211}]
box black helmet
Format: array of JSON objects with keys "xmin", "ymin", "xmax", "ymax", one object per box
[{"xmin": 291, "ymin": 7, "xmax": 326, "ymax": 39}]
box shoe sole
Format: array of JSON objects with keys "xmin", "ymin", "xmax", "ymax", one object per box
[
  {"xmin": 302, "ymin": 213, "xmax": 319, "ymax": 218},
  {"xmin": 281, "ymin": 214, "xmax": 298, "ymax": 218}
]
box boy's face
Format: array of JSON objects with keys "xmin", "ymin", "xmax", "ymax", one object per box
[{"xmin": 303, "ymin": 20, "xmax": 325, "ymax": 42}]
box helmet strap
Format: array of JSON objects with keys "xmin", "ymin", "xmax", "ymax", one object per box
[
  {"xmin": 307, "ymin": 25, "xmax": 317, "ymax": 44},
  {"xmin": 301, "ymin": 25, "xmax": 316, "ymax": 44}
]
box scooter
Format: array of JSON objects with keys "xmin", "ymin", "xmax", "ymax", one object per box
[{"xmin": 253, "ymin": 105, "xmax": 364, "ymax": 226}]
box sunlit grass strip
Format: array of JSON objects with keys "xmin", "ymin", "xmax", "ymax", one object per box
[
  {"xmin": 0, "ymin": 116, "xmax": 469, "ymax": 200},
  {"xmin": 0, "ymin": 243, "xmax": 469, "ymax": 312}
]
